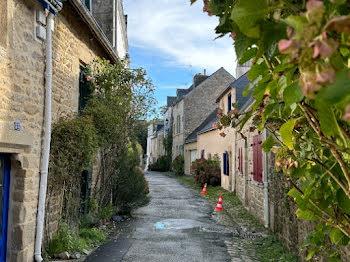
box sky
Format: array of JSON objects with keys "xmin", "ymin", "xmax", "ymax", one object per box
[{"xmin": 123, "ymin": 0, "xmax": 237, "ymax": 107}]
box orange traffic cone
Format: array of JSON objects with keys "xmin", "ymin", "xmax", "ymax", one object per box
[
  {"xmin": 201, "ymin": 183, "xmax": 207, "ymax": 195},
  {"xmin": 215, "ymin": 194, "xmax": 223, "ymax": 211}
]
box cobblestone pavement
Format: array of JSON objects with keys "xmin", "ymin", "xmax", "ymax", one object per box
[{"xmin": 85, "ymin": 171, "xmax": 261, "ymax": 262}]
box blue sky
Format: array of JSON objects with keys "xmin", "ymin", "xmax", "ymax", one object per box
[{"xmin": 124, "ymin": 0, "xmax": 237, "ymax": 108}]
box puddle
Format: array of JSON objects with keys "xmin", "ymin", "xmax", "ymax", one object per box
[{"xmin": 155, "ymin": 219, "xmax": 203, "ymax": 230}]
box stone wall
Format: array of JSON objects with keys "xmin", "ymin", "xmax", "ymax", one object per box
[
  {"xmin": 234, "ymin": 114, "xmax": 265, "ymax": 223},
  {"xmin": 0, "ymin": 0, "xmax": 115, "ymax": 260},
  {"xmin": 184, "ymin": 68, "xmax": 234, "ymax": 139},
  {"xmin": 172, "ymin": 99, "xmax": 185, "ymax": 160}
]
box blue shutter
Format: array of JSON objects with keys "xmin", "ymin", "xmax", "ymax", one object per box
[
  {"xmin": 223, "ymin": 153, "xmax": 227, "ymax": 175},
  {"xmin": 228, "ymin": 93, "xmax": 232, "ymax": 112}
]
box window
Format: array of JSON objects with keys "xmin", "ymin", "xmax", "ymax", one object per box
[
  {"xmin": 227, "ymin": 93, "xmax": 232, "ymax": 112},
  {"xmin": 84, "ymin": 0, "xmax": 91, "ymax": 11},
  {"xmin": 223, "ymin": 151, "xmax": 229, "ymax": 176},
  {"xmin": 252, "ymin": 135, "xmax": 263, "ymax": 183},
  {"xmin": 201, "ymin": 150, "xmax": 205, "ymax": 159},
  {"xmin": 177, "ymin": 115, "xmax": 181, "ymax": 134},
  {"xmin": 79, "ymin": 65, "xmax": 92, "ymax": 112},
  {"xmin": 238, "ymin": 148, "xmax": 243, "ymax": 173}
]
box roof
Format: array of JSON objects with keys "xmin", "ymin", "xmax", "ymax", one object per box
[
  {"xmin": 232, "ymin": 72, "xmax": 251, "ymax": 110},
  {"xmin": 167, "ymin": 96, "xmax": 176, "ymax": 107},
  {"xmin": 185, "ymin": 109, "xmax": 218, "ymax": 144},
  {"xmin": 177, "ymin": 89, "xmax": 191, "ymax": 98},
  {"xmin": 215, "ymin": 72, "xmax": 251, "ymax": 110},
  {"xmin": 173, "ymin": 67, "xmax": 232, "ymax": 107}
]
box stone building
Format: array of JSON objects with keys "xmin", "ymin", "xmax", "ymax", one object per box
[
  {"xmin": 92, "ymin": 0, "xmax": 129, "ymax": 59},
  {"xmin": 184, "ymin": 73, "xmax": 250, "ymax": 190},
  {"xmin": 172, "ymin": 68, "xmax": 234, "ymax": 160},
  {"xmin": 0, "ymin": 0, "xmax": 127, "ymax": 260}
]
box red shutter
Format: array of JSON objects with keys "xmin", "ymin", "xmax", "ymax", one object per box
[
  {"xmin": 238, "ymin": 148, "xmax": 241, "ymax": 172},
  {"xmin": 241, "ymin": 148, "xmax": 243, "ymax": 173},
  {"xmin": 253, "ymin": 135, "xmax": 263, "ymax": 183},
  {"xmin": 257, "ymin": 135, "xmax": 263, "ymax": 183},
  {"xmin": 253, "ymin": 136, "xmax": 257, "ymax": 181}
]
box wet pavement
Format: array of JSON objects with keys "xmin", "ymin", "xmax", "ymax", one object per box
[{"xmin": 84, "ymin": 171, "xmax": 235, "ymax": 262}]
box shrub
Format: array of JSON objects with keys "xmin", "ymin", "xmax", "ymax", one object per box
[
  {"xmin": 80, "ymin": 213, "xmax": 99, "ymax": 228},
  {"xmin": 100, "ymin": 205, "xmax": 118, "ymax": 221},
  {"xmin": 191, "ymin": 155, "xmax": 221, "ymax": 186},
  {"xmin": 80, "ymin": 228, "xmax": 106, "ymax": 246},
  {"xmin": 172, "ymin": 155, "xmax": 184, "ymax": 176},
  {"xmin": 149, "ymin": 156, "xmax": 171, "ymax": 172},
  {"xmin": 113, "ymin": 143, "xmax": 149, "ymax": 214},
  {"xmin": 48, "ymin": 223, "xmax": 88, "ymax": 256}
]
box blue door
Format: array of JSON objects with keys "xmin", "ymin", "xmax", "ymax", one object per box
[{"xmin": 0, "ymin": 155, "xmax": 10, "ymax": 262}]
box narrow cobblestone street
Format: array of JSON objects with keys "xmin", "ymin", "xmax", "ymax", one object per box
[{"xmin": 85, "ymin": 171, "xmax": 241, "ymax": 262}]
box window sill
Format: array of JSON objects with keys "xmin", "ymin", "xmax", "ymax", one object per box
[{"xmin": 251, "ymin": 180, "xmax": 264, "ymax": 188}]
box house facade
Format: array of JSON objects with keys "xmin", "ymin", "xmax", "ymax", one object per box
[
  {"xmin": 0, "ymin": 0, "xmax": 127, "ymax": 261},
  {"xmin": 173, "ymin": 69, "xmax": 234, "ymax": 161}
]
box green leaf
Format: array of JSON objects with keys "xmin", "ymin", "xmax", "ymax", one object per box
[
  {"xmin": 330, "ymin": 228, "xmax": 349, "ymax": 246},
  {"xmin": 296, "ymin": 209, "xmax": 318, "ymax": 221},
  {"xmin": 280, "ymin": 119, "xmax": 296, "ymax": 150},
  {"xmin": 262, "ymin": 136, "xmax": 275, "ymax": 152},
  {"xmin": 315, "ymin": 100, "xmax": 341, "ymax": 137},
  {"xmin": 283, "ymin": 82, "xmax": 304, "ymax": 106},
  {"xmin": 284, "ymin": 15, "xmax": 307, "ymax": 38},
  {"xmin": 231, "ymin": 0, "xmax": 268, "ymax": 38},
  {"xmin": 239, "ymin": 48, "xmax": 257, "ymax": 64},
  {"xmin": 319, "ymin": 69, "xmax": 350, "ymax": 105},
  {"xmin": 306, "ymin": 248, "xmax": 317, "ymax": 260},
  {"xmin": 239, "ymin": 112, "xmax": 252, "ymax": 132},
  {"xmin": 336, "ymin": 189, "xmax": 350, "ymax": 214},
  {"xmin": 247, "ymin": 62, "xmax": 268, "ymax": 81}
]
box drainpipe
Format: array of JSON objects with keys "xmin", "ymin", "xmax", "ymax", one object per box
[
  {"xmin": 263, "ymin": 128, "xmax": 270, "ymax": 228},
  {"xmin": 34, "ymin": 11, "xmax": 54, "ymax": 262}
]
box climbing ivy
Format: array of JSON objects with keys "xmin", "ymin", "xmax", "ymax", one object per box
[{"xmin": 192, "ymin": 0, "xmax": 350, "ymax": 260}]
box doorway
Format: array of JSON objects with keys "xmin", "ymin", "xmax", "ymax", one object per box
[{"xmin": 0, "ymin": 155, "xmax": 10, "ymax": 262}]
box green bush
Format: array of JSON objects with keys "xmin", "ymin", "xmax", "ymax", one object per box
[
  {"xmin": 149, "ymin": 156, "xmax": 171, "ymax": 172},
  {"xmin": 48, "ymin": 223, "xmax": 88, "ymax": 255},
  {"xmin": 172, "ymin": 155, "xmax": 184, "ymax": 176},
  {"xmin": 80, "ymin": 213, "xmax": 99, "ymax": 228},
  {"xmin": 80, "ymin": 228, "xmax": 106, "ymax": 246},
  {"xmin": 113, "ymin": 143, "xmax": 149, "ymax": 214},
  {"xmin": 100, "ymin": 205, "xmax": 117, "ymax": 221},
  {"xmin": 191, "ymin": 155, "xmax": 221, "ymax": 186}
]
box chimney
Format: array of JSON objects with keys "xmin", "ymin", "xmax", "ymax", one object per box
[
  {"xmin": 204, "ymin": 69, "xmax": 207, "ymax": 76},
  {"xmin": 193, "ymin": 73, "xmax": 209, "ymax": 88}
]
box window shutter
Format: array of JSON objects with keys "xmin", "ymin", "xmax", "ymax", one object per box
[
  {"xmin": 257, "ymin": 135, "xmax": 263, "ymax": 183},
  {"xmin": 226, "ymin": 152, "xmax": 230, "ymax": 176},
  {"xmin": 228, "ymin": 93, "xmax": 232, "ymax": 112},
  {"xmin": 253, "ymin": 136, "xmax": 258, "ymax": 181},
  {"xmin": 237, "ymin": 148, "xmax": 240, "ymax": 172},
  {"xmin": 223, "ymin": 153, "xmax": 227, "ymax": 175},
  {"xmin": 253, "ymin": 135, "xmax": 263, "ymax": 182},
  {"xmin": 241, "ymin": 148, "xmax": 243, "ymax": 173},
  {"xmin": 239, "ymin": 148, "xmax": 243, "ymax": 173}
]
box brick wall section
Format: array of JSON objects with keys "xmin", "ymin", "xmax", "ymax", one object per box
[
  {"xmin": 184, "ymin": 68, "xmax": 234, "ymax": 139},
  {"xmin": 0, "ymin": 0, "xmax": 114, "ymax": 260}
]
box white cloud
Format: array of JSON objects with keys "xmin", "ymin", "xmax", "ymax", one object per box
[{"xmin": 124, "ymin": 0, "xmax": 237, "ymax": 76}]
